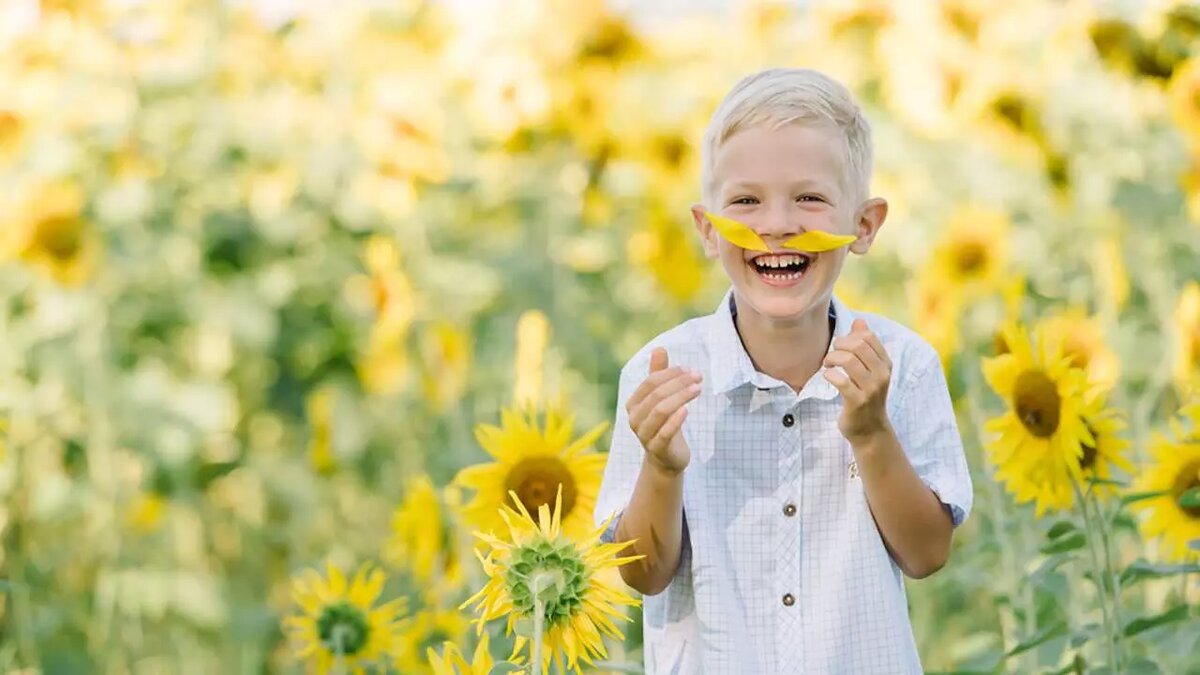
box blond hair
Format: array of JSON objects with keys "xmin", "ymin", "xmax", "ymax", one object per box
[{"xmin": 700, "ymin": 68, "xmax": 873, "ymax": 206}]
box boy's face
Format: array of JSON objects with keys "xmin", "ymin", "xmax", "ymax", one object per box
[{"xmin": 691, "ymin": 123, "xmax": 886, "ymax": 323}]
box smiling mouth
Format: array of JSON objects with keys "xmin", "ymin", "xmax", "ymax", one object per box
[{"xmin": 748, "ymin": 253, "xmax": 814, "ymax": 281}]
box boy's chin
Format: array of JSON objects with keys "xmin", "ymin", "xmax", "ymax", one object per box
[{"xmin": 734, "ymin": 283, "xmax": 828, "ymax": 321}]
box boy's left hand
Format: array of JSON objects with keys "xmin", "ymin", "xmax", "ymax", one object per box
[{"xmin": 823, "ymin": 319, "xmax": 893, "ymax": 445}]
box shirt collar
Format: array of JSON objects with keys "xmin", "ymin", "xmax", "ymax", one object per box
[{"xmin": 706, "ymin": 288, "xmax": 855, "ymax": 396}]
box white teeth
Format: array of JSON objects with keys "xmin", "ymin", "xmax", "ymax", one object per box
[{"xmin": 753, "ymin": 254, "xmax": 806, "ymax": 268}]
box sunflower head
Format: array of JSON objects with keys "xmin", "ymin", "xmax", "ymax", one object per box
[
  {"xmin": 1132, "ymin": 401, "xmax": 1200, "ymax": 561},
  {"xmin": 453, "ymin": 406, "xmax": 609, "ymax": 541},
  {"xmin": 428, "ymin": 632, "xmax": 525, "ymax": 675},
  {"xmin": 931, "ymin": 206, "xmax": 1010, "ymax": 296},
  {"xmin": 461, "ymin": 486, "xmax": 642, "ymax": 673},
  {"xmin": 1174, "ymin": 281, "xmax": 1200, "ymax": 396},
  {"xmin": 982, "ymin": 322, "xmax": 1103, "ymax": 516},
  {"xmin": 283, "ymin": 562, "xmax": 408, "ymax": 673}
]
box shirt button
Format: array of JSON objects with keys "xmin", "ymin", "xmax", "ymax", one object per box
[
  {"xmin": 783, "ymin": 503, "xmax": 797, "ymax": 517},
  {"xmin": 782, "ymin": 593, "xmax": 795, "ymax": 607},
  {"xmin": 782, "ymin": 413, "xmax": 795, "ymax": 428}
]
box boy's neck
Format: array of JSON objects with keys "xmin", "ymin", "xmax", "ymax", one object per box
[{"xmin": 733, "ymin": 294, "xmax": 834, "ymax": 393}]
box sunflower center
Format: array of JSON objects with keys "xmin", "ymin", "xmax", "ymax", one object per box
[
  {"xmin": 953, "ymin": 240, "xmax": 988, "ymax": 277},
  {"xmin": 503, "ymin": 536, "xmax": 589, "ymax": 629},
  {"xmin": 1013, "ymin": 369, "xmax": 1061, "ymax": 438},
  {"xmin": 316, "ymin": 601, "xmax": 369, "ymax": 656},
  {"xmin": 993, "ymin": 331, "xmax": 1010, "ymax": 356},
  {"xmin": 504, "ymin": 456, "xmax": 577, "ymax": 524},
  {"xmin": 33, "ymin": 216, "xmax": 84, "ymax": 262},
  {"xmin": 1171, "ymin": 460, "xmax": 1200, "ymax": 519}
]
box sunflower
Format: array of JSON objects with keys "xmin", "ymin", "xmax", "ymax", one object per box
[
  {"xmin": 1173, "ymin": 281, "xmax": 1200, "ymax": 396},
  {"xmin": 7, "ymin": 180, "xmax": 99, "ymax": 287},
  {"xmin": 396, "ymin": 607, "xmax": 469, "ymax": 674},
  {"xmin": 283, "ymin": 562, "xmax": 407, "ymax": 674},
  {"xmin": 1077, "ymin": 407, "xmax": 1133, "ymax": 502},
  {"xmin": 1131, "ymin": 402, "xmax": 1200, "ymax": 561},
  {"xmin": 929, "ymin": 205, "xmax": 1011, "ymax": 300},
  {"xmin": 385, "ymin": 474, "xmax": 463, "ymax": 591},
  {"xmin": 908, "ymin": 271, "xmax": 963, "ymax": 364},
  {"xmin": 428, "ymin": 632, "xmax": 524, "ymax": 675},
  {"xmin": 1168, "ymin": 56, "xmax": 1200, "ymax": 146},
  {"xmin": 349, "ymin": 235, "xmax": 416, "ymax": 396},
  {"xmin": 453, "ymin": 406, "xmax": 608, "ymax": 541},
  {"xmin": 982, "ymin": 322, "xmax": 1103, "ymax": 516},
  {"xmin": 1037, "ymin": 308, "xmax": 1121, "ymax": 389},
  {"xmin": 421, "ymin": 321, "xmax": 472, "ymax": 413},
  {"xmin": 460, "ymin": 487, "xmax": 641, "ymax": 673},
  {"xmin": 305, "ymin": 387, "xmax": 337, "ymax": 475},
  {"xmin": 513, "ymin": 310, "xmax": 551, "ymax": 407}
]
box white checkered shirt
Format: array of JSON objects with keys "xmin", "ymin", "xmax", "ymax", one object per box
[{"xmin": 595, "ymin": 289, "xmax": 973, "ymax": 674}]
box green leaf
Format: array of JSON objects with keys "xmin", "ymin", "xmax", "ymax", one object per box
[
  {"xmin": 1179, "ymin": 486, "xmax": 1200, "ymax": 509},
  {"xmin": 1069, "ymin": 622, "xmax": 1101, "ymax": 648},
  {"xmin": 1120, "ymin": 490, "xmax": 1167, "ymax": 506},
  {"xmin": 1087, "ymin": 476, "xmax": 1127, "ymax": 488},
  {"xmin": 1039, "ymin": 531, "xmax": 1087, "ymax": 555},
  {"xmin": 1004, "ymin": 621, "xmax": 1068, "ymax": 658},
  {"xmin": 1122, "ymin": 656, "xmax": 1163, "ymax": 675},
  {"xmin": 1122, "ymin": 605, "xmax": 1191, "ymax": 637},
  {"xmin": 1046, "ymin": 520, "xmax": 1078, "ymax": 540},
  {"xmin": 1118, "ymin": 559, "xmax": 1200, "ymax": 590}
]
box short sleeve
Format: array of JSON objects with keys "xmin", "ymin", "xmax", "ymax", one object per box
[
  {"xmin": 594, "ymin": 351, "xmax": 651, "ymax": 543},
  {"xmin": 892, "ymin": 348, "xmax": 974, "ymax": 528}
]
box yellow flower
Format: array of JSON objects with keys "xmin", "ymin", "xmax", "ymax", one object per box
[
  {"xmin": 397, "ymin": 608, "xmax": 470, "ymax": 675},
  {"xmin": 1078, "ymin": 407, "xmax": 1133, "ymax": 504},
  {"xmin": 982, "ymin": 322, "xmax": 1102, "ymax": 516},
  {"xmin": 385, "ymin": 474, "xmax": 463, "ymax": 590},
  {"xmin": 929, "ymin": 206, "xmax": 1010, "ymax": 299},
  {"xmin": 627, "ymin": 209, "xmax": 706, "ymax": 304},
  {"xmin": 1037, "ymin": 308, "xmax": 1121, "ymax": 390},
  {"xmin": 1132, "ymin": 402, "xmax": 1200, "ymax": 561},
  {"xmin": 8, "ymin": 180, "xmax": 99, "ymax": 287},
  {"xmin": 428, "ymin": 632, "xmax": 524, "ymax": 675},
  {"xmin": 354, "ymin": 236, "xmax": 416, "ymax": 396},
  {"xmin": 513, "ymin": 310, "xmax": 551, "ymax": 407},
  {"xmin": 908, "ymin": 272, "xmax": 962, "ymax": 365},
  {"xmin": 126, "ymin": 492, "xmax": 168, "ymax": 534},
  {"xmin": 305, "ymin": 387, "xmax": 337, "ymax": 475},
  {"xmin": 421, "ymin": 321, "xmax": 472, "ymax": 412},
  {"xmin": 460, "ymin": 487, "xmax": 641, "ymax": 673},
  {"xmin": 1168, "ymin": 56, "xmax": 1200, "ymax": 147},
  {"xmin": 1174, "ymin": 281, "xmax": 1200, "ymax": 396},
  {"xmin": 453, "ymin": 406, "xmax": 608, "ymax": 541},
  {"xmin": 283, "ymin": 562, "xmax": 407, "ymax": 674}
]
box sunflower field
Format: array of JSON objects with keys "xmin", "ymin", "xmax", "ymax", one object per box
[{"xmin": 1, "ymin": 0, "xmax": 1199, "ymax": 673}]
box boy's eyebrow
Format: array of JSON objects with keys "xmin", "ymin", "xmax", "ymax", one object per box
[{"xmin": 723, "ymin": 179, "xmax": 838, "ymax": 193}]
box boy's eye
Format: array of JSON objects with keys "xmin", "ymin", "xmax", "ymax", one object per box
[
  {"xmin": 797, "ymin": 194, "xmax": 826, "ymax": 203},
  {"xmin": 730, "ymin": 196, "xmax": 759, "ymax": 205}
]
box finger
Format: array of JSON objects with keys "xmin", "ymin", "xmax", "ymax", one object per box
[
  {"xmin": 825, "ymin": 351, "xmax": 871, "ymax": 389},
  {"xmin": 630, "ymin": 372, "xmax": 701, "ymax": 431},
  {"xmin": 635, "ymin": 378, "xmax": 702, "ymax": 442},
  {"xmin": 627, "ymin": 366, "xmax": 693, "ymax": 409},
  {"xmin": 649, "ymin": 347, "xmax": 668, "ymax": 374},
  {"xmin": 824, "ymin": 348, "xmax": 872, "ymax": 383},
  {"xmin": 647, "ymin": 406, "xmax": 688, "ymax": 453},
  {"xmin": 841, "ymin": 337, "xmax": 886, "ymax": 373},
  {"xmin": 823, "ymin": 366, "xmax": 860, "ymax": 398},
  {"xmin": 860, "ymin": 330, "xmax": 891, "ymax": 367}
]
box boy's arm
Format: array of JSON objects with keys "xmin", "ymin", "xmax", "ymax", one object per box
[
  {"xmin": 596, "ymin": 347, "xmax": 701, "ymax": 596},
  {"xmin": 824, "ymin": 320, "xmax": 972, "ymax": 579}
]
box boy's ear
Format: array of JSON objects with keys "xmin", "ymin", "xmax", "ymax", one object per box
[
  {"xmin": 848, "ymin": 197, "xmax": 888, "ymax": 255},
  {"xmin": 690, "ymin": 203, "xmax": 721, "ymax": 259}
]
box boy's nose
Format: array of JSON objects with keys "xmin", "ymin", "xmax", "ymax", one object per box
[{"xmin": 755, "ymin": 211, "xmax": 801, "ymax": 242}]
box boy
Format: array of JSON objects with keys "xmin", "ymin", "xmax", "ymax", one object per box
[{"xmin": 594, "ymin": 68, "xmax": 973, "ymax": 674}]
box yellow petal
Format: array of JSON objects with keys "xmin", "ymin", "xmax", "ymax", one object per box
[
  {"xmin": 781, "ymin": 230, "xmax": 857, "ymax": 252},
  {"xmin": 704, "ymin": 211, "xmax": 770, "ymax": 252}
]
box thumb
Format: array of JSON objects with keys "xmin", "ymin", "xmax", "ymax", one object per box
[
  {"xmin": 649, "ymin": 347, "xmax": 668, "ymax": 373},
  {"xmin": 851, "ymin": 318, "xmax": 870, "ymax": 334}
]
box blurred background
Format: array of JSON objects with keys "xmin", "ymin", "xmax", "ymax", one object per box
[{"xmin": 0, "ymin": 0, "xmax": 1198, "ymax": 673}]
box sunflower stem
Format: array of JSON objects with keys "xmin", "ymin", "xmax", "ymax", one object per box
[
  {"xmin": 532, "ymin": 595, "xmax": 545, "ymax": 675},
  {"xmin": 1072, "ymin": 476, "xmax": 1119, "ymax": 671}
]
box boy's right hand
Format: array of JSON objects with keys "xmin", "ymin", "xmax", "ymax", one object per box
[{"xmin": 626, "ymin": 347, "xmax": 702, "ymax": 475}]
